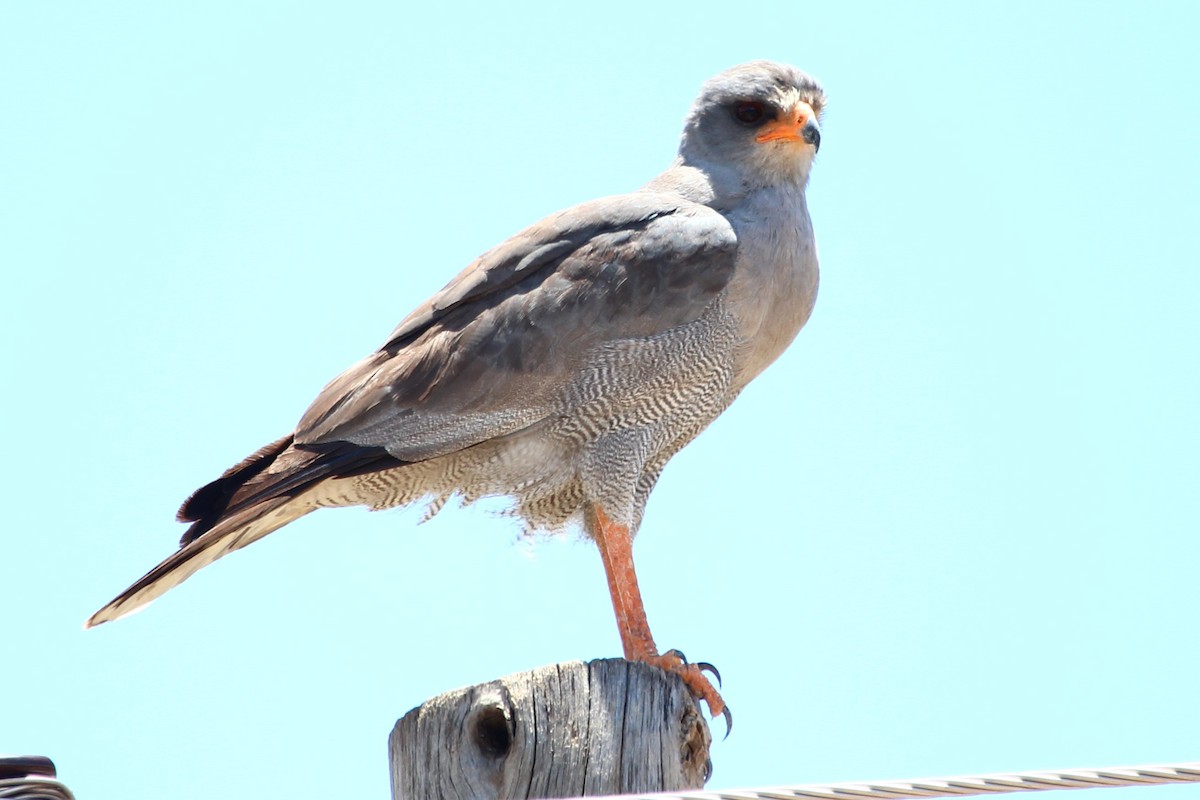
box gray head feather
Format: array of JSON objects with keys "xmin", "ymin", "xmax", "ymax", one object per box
[{"xmin": 678, "ymin": 61, "xmax": 826, "ymax": 188}]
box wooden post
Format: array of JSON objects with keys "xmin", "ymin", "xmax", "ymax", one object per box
[{"xmin": 389, "ymin": 658, "xmax": 712, "ymax": 799}]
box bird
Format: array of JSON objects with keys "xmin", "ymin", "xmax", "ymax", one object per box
[{"xmin": 87, "ymin": 61, "xmax": 826, "ymax": 722}]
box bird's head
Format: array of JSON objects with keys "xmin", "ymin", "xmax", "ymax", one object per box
[{"xmin": 679, "ymin": 61, "xmax": 825, "ymax": 189}]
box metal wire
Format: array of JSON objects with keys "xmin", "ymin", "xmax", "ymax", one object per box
[
  {"xmin": 0, "ymin": 777, "xmax": 76, "ymax": 800},
  {"xmin": 610, "ymin": 762, "xmax": 1200, "ymax": 800},
  {"xmin": 2, "ymin": 760, "xmax": 1196, "ymax": 799}
]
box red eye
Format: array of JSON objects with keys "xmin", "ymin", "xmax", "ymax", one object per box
[{"xmin": 732, "ymin": 102, "xmax": 766, "ymax": 125}]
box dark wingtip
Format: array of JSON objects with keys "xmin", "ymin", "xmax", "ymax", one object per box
[
  {"xmin": 176, "ymin": 435, "xmax": 402, "ymax": 547},
  {"xmin": 177, "ymin": 434, "xmax": 293, "ymax": 537}
]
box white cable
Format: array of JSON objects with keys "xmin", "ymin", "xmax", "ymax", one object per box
[
  {"xmin": 0, "ymin": 776, "xmax": 76, "ymax": 800},
  {"xmin": 612, "ymin": 762, "xmax": 1200, "ymax": 800}
]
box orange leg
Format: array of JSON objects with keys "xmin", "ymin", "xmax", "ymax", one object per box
[{"xmin": 590, "ymin": 505, "xmax": 727, "ymax": 722}]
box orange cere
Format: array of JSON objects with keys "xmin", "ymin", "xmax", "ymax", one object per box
[{"xmin": 755, "ymin": 101, "xmax": 816, "ymax": 143}]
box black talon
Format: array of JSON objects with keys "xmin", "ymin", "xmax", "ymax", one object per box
[
  {"xmin": 720, "ymin": 704, "xmax": 733, "ymax": 739},
  {"xmin": 664, "ymin": 648, "xmax": 688, "ymax": 664},
  {"xmin": 702, "ymin": 757, "xmax": 713, "ymax": 783},
  {"xmin": 697, "ymin": 661, "xmax": 722, "ymax": 687}
]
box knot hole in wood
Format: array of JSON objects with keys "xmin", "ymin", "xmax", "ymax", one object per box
[{"xmin": 472, "ymin": 701, "xmax": 514, "ymax": 760}]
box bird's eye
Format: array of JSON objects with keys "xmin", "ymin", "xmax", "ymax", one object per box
[{"xmin": 732, "ymin": 102, "xmax": 766, "ymax": 125}]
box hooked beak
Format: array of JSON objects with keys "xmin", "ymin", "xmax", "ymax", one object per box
[
  {"xmin": 801, "ymin": 119, "xmax": 821, "ymax": 152},
  {"xmin": 755, "ymin": 101, "xmax": 821, "ymax": 153}
]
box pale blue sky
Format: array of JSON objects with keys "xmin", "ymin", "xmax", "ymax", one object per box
[{"xmin": 3, "ymin": 2, "xmax": 1198, "ymax": 799}]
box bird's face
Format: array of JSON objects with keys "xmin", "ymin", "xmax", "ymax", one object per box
[{"xmin": 680, "ymin": 61, "xmax": 826, "ymax": 187}]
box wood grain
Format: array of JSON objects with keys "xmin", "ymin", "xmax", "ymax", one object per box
[{"xmin": 389, "ymin": 658, "xmax": 711, "ymax": 799}]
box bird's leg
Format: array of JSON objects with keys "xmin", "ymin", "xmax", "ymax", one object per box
[{"xmin": 589, "ymin": 504, "xmax": 727, "ymax": 721}]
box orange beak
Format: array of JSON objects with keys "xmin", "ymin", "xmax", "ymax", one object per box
[{"xmin": 755, "ymin": 101, "xmax": 820, "ymax": 148}]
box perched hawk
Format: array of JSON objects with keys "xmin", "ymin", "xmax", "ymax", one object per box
[{"xmin": 89, "ymin": 61, "xmax": 826, "ymax": 721}]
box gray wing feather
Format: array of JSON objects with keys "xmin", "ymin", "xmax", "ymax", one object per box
[{"xmin": 294, "ymin": 192, "xmax": 738, "ymax": 459}]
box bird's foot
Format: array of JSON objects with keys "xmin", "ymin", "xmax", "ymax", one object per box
[{"xmin": 644, "ymin": 649, "xmax": 732, "ymax": 737}]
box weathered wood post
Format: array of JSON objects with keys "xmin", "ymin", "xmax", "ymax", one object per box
[{"xmin": 389, "ymin": 658, "xmax": 712, "ymax": 799}]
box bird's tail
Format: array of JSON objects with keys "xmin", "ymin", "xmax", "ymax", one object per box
[
  {"xmin": 84, "ymin": 493, "xmax": 310, "ymax": 627},
  {"xmin": 86, "ymin": 434, "xmax": 398, "ymax": 628}
]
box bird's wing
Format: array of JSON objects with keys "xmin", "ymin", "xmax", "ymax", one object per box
[
  {"xmin": 294, "ymin": 192, "xmax": 739, "ymax": 459},
  {"xmin": 85, "ymin": 194, "xmax": 737, "ymax": 628}
]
